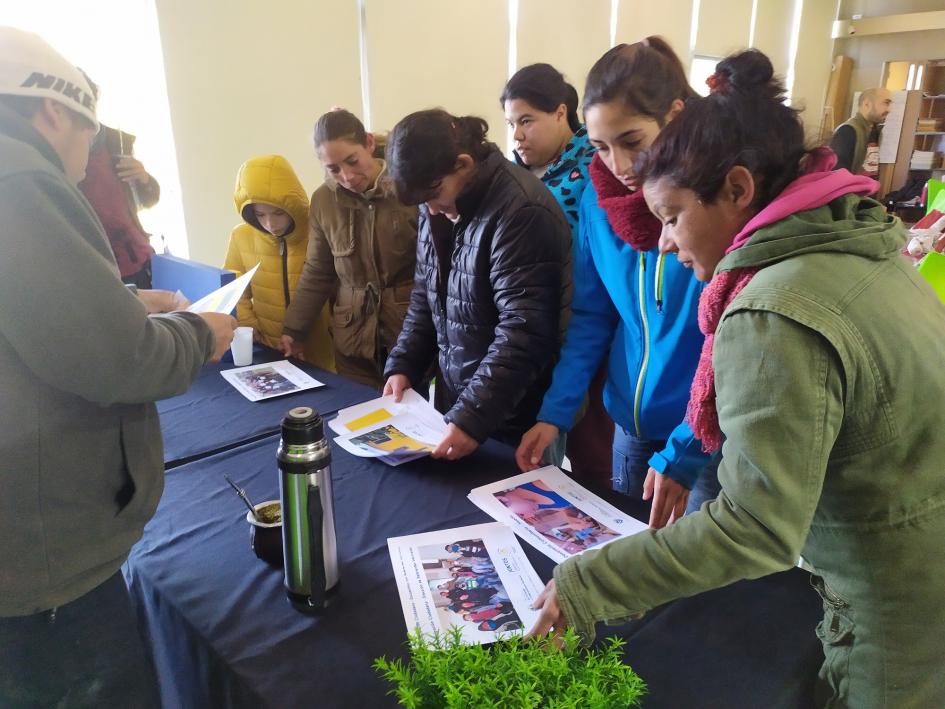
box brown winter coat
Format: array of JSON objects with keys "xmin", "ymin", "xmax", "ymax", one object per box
[{"xmin": 282, "ymin": 155, "xmax": 418, "ymax": 388}]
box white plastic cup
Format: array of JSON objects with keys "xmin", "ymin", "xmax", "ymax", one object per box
[{"xmin": 231, "ymin": 327, "xmax": 253, "ymax": 366}]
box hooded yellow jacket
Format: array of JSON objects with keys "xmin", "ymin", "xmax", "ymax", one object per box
[{"xmin": 224, "ymin": 155, "xmax": 334, "ymax": 370}]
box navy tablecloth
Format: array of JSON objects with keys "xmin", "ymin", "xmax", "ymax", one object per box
[
  {"xmin": 126, "ymin": 433, "xmax": 823, "ymax": 708},
  {"xmin": 157, "ymin": 346, "xmax": 377, "ymax": 467}
]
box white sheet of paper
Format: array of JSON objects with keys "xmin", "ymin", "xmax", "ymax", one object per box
[
  {"xmin": 387, "ymin": 522, "xmax": 543, "ymax": 645},
  {"xmin": 333, "ymin": 413, "xmax": 445, "ymax": 466},
  {"xmin": 220, "ymin": 359, "xmax": 323, "ymax": 402},
  {"xmin": 328, "ymin": 389, "xmax": 443, "ymax": 434},
  {"xmin": 187, "ymin": 264, "xmax": 259, "ymax": 314},
  {"xmin": 879, "ymin": 90, "xmax": 908, "ymax": 164},
  {"xmin": 468, "ymin": 466, "xmax": 647, "ymax": 563}
]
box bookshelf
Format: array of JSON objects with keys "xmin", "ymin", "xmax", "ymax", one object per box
[{"xmin": 879, "ymin": 59, "xmax": 945, "ymax": 198}]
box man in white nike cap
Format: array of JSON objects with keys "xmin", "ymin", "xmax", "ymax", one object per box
[{"xmin": 0, "ymin": 27, "xmax": 235, "ymax": 707}]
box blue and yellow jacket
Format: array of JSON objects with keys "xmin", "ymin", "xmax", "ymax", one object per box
[{"xmin": 537, "ymin": 183, "xmax": 710, "ymax": 487}]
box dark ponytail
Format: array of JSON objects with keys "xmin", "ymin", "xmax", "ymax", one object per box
[
  {"xmin": 313, "ymin": 108, "xmax": 368, "ymax": 148},
  {"xmin": 386, "ymin": 109, "xmax": 491, "ymax": 205},
  {"xmin": 500, "ymin": 63, "xmax": 581, "ymax": 132},
  {"xmin": 583, "ymin": 36, "xmax": 697, "ymax": 124},
  {"xmin": 636, "ymin": 49, "xmax": 810, "ymax": 210}
]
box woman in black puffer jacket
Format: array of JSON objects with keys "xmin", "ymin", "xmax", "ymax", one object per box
[{"xmin": 383, "ymin": 109, "xmax": 572, "ymax": 460}]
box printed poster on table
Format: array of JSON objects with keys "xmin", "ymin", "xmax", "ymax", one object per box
[
  {"xmin": 220, "ymin": 360, "xmax": 324, "ymax": 402},
  {"xmin": 387, "ymin": 522, "xmax": 543, "ymax": 645},
  {"xmin": 330, "ymin": 390, "xmax": 447, "ymax": 466},
  {"xmin": 468, "ymin": 466, "xmax": 647, "ymax": 563}
]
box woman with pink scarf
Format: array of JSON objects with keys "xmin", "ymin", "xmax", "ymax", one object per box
[{"xmin": 528, "ymin": 49, "xmax": 945, "ymax": 707}]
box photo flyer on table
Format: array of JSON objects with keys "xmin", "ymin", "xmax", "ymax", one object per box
[
  {"xmin": 468, "ymin": 466, "xmax": 648, "ymax": 563},
  {"xmin": 330, "ymin": 390, "xmax": 447, "ymax": 466},
  {"xmin": 220, "ymin": 360, "xmax": 324, "ymax": 402},
  {"xmin": 387, "ymin": 522, "xmax": 543, "ymax": 646},
  {"xmin": 187, "ymin": 263, "xmax": 259, "ymax": 315}
]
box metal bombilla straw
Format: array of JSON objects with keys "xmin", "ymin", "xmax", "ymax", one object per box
[{"xmin": 224, "ymin": 475, "xmax": 259, "ymax": 521}]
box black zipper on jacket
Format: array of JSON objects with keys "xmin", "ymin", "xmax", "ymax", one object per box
[{"xmin": 279, "ymin": 238, "xmax": 290, "ymax": 306}]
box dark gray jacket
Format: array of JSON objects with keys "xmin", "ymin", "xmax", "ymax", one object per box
[
  {"xmin": 385, "ymin": 146, "xmax": 572, "ymax": 444},
  {"xmin": 0, "ymin": 104, "xmax": 213, "ymax": 615}
]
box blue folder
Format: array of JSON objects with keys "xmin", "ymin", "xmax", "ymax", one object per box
[{"xmin": 150, "ymin": 254, "xmax": 236, "ymax": 305}]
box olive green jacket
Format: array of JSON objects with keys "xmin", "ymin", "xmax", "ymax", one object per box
[{"xmin": 556, "ymin": 195, "xmax": 945, "ymax": 646}]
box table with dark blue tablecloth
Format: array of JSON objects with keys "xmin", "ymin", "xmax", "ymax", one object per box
[
  {"xmin": 125, "ymin": 429, "xmax": 823, "ymax": 708},
  {"xmin": 158, "ymin": 346, "xmax": 377, "ymax": 467}
]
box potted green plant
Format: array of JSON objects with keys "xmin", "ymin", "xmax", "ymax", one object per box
[{"xmin": 374, "ymin": 626, "xmax": 646, "ymax": 708}]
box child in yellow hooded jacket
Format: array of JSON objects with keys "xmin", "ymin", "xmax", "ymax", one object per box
[{"xmin": 224, "ymin": 155, "xmax": 334, "ymax": 371}]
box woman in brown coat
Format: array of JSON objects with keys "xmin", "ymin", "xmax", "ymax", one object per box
[{"xmin": 280, "ymin": 110, "xmax": 419, "ymax": 388}]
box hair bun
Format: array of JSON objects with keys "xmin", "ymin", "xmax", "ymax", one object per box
[{"xmin": 715, "ymin": 49, "xmax": 781, "ymax": 100}]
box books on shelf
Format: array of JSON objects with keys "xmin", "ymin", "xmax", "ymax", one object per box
[{"xmin": 911, "ymin": 150, "xmax": 943, "ymax": 170}]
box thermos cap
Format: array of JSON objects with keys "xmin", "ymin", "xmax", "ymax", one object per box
[{"xmin": 281, "ymin": 406, "xmax": 323, "ymax": 444}]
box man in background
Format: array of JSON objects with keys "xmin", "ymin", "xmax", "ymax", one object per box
[
  {"xmin": 0, "ymin": 27, "xmax": 235, "ymax": 707},
  {"xmin": 830, "ymin": 87, "xmax": 892, "ymax": 177}
]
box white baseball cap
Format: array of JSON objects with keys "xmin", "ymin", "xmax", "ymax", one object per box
[{"xmin": 0, "ymin": 26, "xmax": 98, "ymax": 130}]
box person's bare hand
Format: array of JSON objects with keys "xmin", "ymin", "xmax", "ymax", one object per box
[
  {"xmin": 430, "ymin": 423, "xmax": 479, "ymax": 461},
  {"xmin": 279, "ymin": 334, "xmax": 305, "ymax": 360},
  {"xmin": 198, "ymin": 312, "xmax": 237, "ymax": 362},
  {"xmin": 115, "ymin": 156, "xmax": 151, "ymax": 185},
  {"xmin": 137, "ymin": 288, "xmax": 187, "ymax": 313},
  {"xmin": 525, "ymin": 579, "xmax": 568, "ymax": 647},
  {"xmin": 643, "ymin": 467, "xmax": 689, "ymax": 529},
  {"xmin": 515, "ymin": 422, "xmax": 559, "ymax": 472},
  {"xmin": 382, "ymin": 374, "xmax": 411, "ymax": 402}
]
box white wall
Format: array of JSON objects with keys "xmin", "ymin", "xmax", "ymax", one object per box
[
  {"xmin": 515, "ymin": 0, "xmax": 611, "ymax": 103},
  {"xmin": 149, "ymin": 0, "xmax": 843, "ymax": 265},
  {"xmin": 364, "ymin": 0, "xmax": 509, "ymax": 141},
  {"xmin": 153, "ymin": 0, "xmax": 363, "ymax": 265},
  {"xmin": 791, "ymin": 0, "xmax": 842, "ymax": 137}
]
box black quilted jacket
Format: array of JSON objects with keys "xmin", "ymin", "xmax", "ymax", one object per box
[{"xmin": 384, "ymin": 145, "xmax": 572, "ymax": 444}]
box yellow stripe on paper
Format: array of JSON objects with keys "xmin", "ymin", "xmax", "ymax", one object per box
[{"xmin": 346, "ymin": 408, "xmax": 393, "ymax": 431}]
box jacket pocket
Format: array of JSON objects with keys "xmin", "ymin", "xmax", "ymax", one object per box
[
  {"xmin": 331, "ymin": 305, "xmax": 353, "ymax": 329},
  {"xmin": 114, "ymin": 414, "xmax": 161, "ymax": 521},
  {"xmin": 331, "ymin": 294, "xmax": 375, "ymax": 361},
  {"xmin": 812, "ymin": 575, "xmax": 855, "ymax": 707},
  {"xmin": 325, "ymin": 214, "xmax": 357, "ymax": 257}
]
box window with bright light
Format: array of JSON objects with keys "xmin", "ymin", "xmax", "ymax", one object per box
[
  {"xmin": 0, "ymin": 0, "xmax": 189, "ymax": 257},
  {"xmin": 690, "ymin": 56, "xmax": 722, "ymax": 97}
]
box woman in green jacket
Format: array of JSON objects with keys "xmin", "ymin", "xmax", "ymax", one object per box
[{"xmin": 528, "ymin": 50, "xmax": 945, "ymax": 708}]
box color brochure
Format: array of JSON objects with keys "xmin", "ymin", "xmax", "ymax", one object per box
[
  {"xmin": 220, "ymin": 360, "xmax": 324, "ymax": 402},
  {"xmin": 329, "ymin": 389, "xmax": 447, "ymax": 466},
  {"xmin": 387, "ymin": 522, "xmax": 543, "ymax": 645},
  {"xmin": 468, "ymin": 466, "xmax": 648, "ymax": 563},
  {"xmin": 187, "ymin": 263, "xmax": 259, "ymax": 315}
]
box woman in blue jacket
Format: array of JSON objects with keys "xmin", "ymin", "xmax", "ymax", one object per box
[
  {"xmin": 516, "ymin": 38, "xmax": 719, "ymax": 528},
  {"xmin": 501, "ymin": 63, "xmax": 612, "ymax": 487}
]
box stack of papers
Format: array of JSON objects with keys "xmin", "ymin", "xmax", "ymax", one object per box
[
  {"xmin": 329, "ymin": 390, "xmax": 447, "ymax": 466},
  {"xmin": 911, "ymin": 150, "xmax": 941, "ymax": 170}
]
